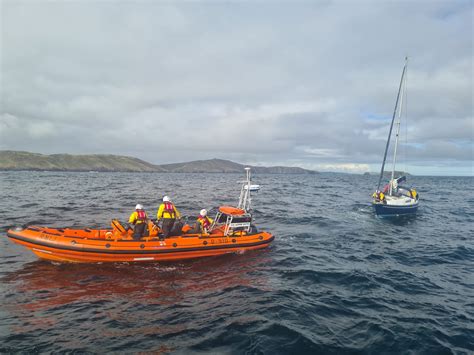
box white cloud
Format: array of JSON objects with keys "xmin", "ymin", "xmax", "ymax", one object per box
[
  {"xmin": 0, "ymin": 113, "xmax": 20, "ymax": 133},
  {"xmin": 26, "ymin": 120, "xmax": 55, "ymax": 138},
  {"xmin": 299, "ymin": 147, "xmax": 346, "ymax": 159},
  {"xmin": 313, "ymin": 163, "xmax": 371, "ymax": 174}
]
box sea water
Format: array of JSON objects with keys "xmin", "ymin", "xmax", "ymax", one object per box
[{"xmin": 0, "ymin": 171, "xmax": 473, "ymax": 353}]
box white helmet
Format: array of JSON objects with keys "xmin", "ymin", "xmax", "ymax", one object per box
[
  {"xmin": 135, "ymin": 204, "xmax": 144, "ymax": 210},
  {"xmin": 163, "ymin": 196, "xmax": 171, "ymax": 202},
  {"xmin": 200, "ymin": 209, "xmax": 207, "ymax": 217}
]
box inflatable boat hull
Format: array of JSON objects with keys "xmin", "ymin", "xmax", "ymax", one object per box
[{"xmin": 7, "ymin": 226, "xmax": 274, "ymax": 263}]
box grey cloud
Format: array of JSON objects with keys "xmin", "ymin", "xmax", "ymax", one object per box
[{"xmin": 1, "ymin": 0, "xmax": 472, "ymax": 175}]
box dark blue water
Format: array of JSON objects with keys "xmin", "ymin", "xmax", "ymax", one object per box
[{"xmin": 1, "ymin": 171, "xmax": 473, "ymax": 353}]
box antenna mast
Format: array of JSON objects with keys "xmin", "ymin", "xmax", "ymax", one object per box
[{"xmin": 238, "ymin": 167, "xmax": 252, "ymax": 212}]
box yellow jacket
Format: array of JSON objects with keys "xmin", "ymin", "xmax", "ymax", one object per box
[
  {"xmin": 128, "ymin": 211, "xmax": 148, "ymax": 224},
  {"xmin": 197, "ymin": 216, "xmax": 214, "ymax": 227},
  {"xmin": 157, "ymin": 203, "xmax": 180, "ymax": 220}
]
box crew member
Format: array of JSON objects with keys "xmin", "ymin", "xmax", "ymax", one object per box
[
  {"xmin": 128, "ymin": 204, "xmax": 148, "ymax": 240},
  {"xmin": 197, "ymin": 209, "xmax": 214, "ymax": 234},
  {"xmin": 372, "ymin": 191, "xmax": 385, "ymax": 202},
  {"xmin": 379, "ymin": 191, "xmax": 385, "ymax": 202},
  {"xmin": 157, "ymin": 196, "xmax": 181, "ymax": 239}
]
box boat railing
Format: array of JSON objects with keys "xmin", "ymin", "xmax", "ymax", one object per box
[{"xmin": 211, "ymin": 210, "xmax": 252, "ymax": 236}]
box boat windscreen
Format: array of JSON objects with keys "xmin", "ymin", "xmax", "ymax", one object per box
[
  {"xmin": 216, "ymin": 214, "xmax": 252, "ymax": 224},
  {"xmin": 396, "ymin": 176, "xmax": 407, "ymax": 184}
]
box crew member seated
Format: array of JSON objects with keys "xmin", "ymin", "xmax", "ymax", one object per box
[
  {"xmin": 197, "ymin": 209, "xmax": 214, "ymax": 234},
  {"xmin": 188, "ymin": 209, "xmax": 214, "ymax": 235},
  {"xmin": 372, "ymin": 191, "xmax": 385, "ymax": 203}
]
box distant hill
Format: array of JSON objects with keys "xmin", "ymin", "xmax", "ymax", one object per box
[
  {"xmin": 364, "ymin": 171, "xmax": 412, "ymax": 176},
  {"xmin": 159, "ymin": 158, "xmax": 244, "ymax": 173},
  {"xmin": 0, "ymin": 151, "xmax": 164, "ymax": 172},
  {"xmin": 251, "ymin": 165, "xmax": 312, "ymax": 174},
  {"xmin": 0, "ymin": 151, "xmax": 316, "ymax": 174},
  {"xmin": 160, "ymin": 158, "xmax": 314, "ymax": 174}
]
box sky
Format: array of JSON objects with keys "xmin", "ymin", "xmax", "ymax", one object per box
[{"xmin": 0, "ymin": 0, "xmax": 472, "ymax": 176}]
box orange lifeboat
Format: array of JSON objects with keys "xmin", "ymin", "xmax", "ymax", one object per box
[
  {"xmin": 6, "ymin": 217, "xmax": 273, "ymax": 263},
  {"xmin": 6, "ymin": 168, "xmax": 273, "ymax": 263}
]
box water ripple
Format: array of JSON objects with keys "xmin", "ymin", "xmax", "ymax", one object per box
[{"xmin": 0, "ymin": 172, "xmax": 473, "ymax": 353}]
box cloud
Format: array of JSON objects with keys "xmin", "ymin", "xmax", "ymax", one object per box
[
  {"xmin": 1, "ymin": 0, "xmax": 472, "ymax": 175},
  {"xmin": 315, "ymin": 163, "xmax": 371, "ymax": 174}
]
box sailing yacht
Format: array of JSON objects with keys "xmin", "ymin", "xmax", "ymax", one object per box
[{"xmin": 372, "ymin": 58, "xmax": 419, "ymax": 217}]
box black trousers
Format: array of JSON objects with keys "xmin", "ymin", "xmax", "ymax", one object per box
[
  {"xmin": 188, "ymin": 223, "xmax": 203, "ymax": 234},
  {"xmin": 133, "ymin": 223, "xmax": 147, "ymax": 240},
  {"xmin": 161, "ymin": 218, "xmax": 175, "ymax": 238}
]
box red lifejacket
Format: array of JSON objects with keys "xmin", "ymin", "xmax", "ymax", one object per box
[
  {"xmin": 198, "ymin": 215, "xmax": 211, "ymax": 229},
  {"xmin": 137, "ymin": 210, "xmax": 147, "ymax": 223},
  {"xmin": 164, "ymin": 202, "xmax": 175, "ymax": 218}
]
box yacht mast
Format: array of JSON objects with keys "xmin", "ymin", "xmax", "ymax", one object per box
[
  {"xmin": 389, "ymin": 59, "xmax": 407, "ymax": 195},
  {"xmin": 376, "ymin": 57, "xmax": 408, "ymax": 192}
]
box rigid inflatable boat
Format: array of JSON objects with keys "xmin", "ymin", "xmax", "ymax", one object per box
[{"xmin": 7, "ymin": 168, "xmax": 274, "ymax": 263}]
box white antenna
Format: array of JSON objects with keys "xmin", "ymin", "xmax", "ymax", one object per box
[{"xmin": 238, "ymin": 167, "xmax": 252, "ymax": 212}]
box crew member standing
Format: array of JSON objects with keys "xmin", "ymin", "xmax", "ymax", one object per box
[
  {"xmin": 128, "ymin": 204, "xmax": 148, "ymax": 240},
  {"xmin": 157, "ymin": 196, "xmax": 180, "ymax": 239}
]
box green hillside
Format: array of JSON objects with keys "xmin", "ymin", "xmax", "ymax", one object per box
[
  {"xmin": 159, "ymin": 158, "xmax": 315, "ymax": 174},
  {"xmin": 0, "ymin": 151, "xmax": 163, "ymax": 172},
  {"xmin": 0, "ymin": 151, "xmax": 316, "ymax": 174}
]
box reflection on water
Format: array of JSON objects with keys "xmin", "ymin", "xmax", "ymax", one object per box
[
  {"xmin": 4, "ymin": 252, "xmax": 270, "ymax": 311},
  {"xmin": 2, "ymin": 251, "xmax": 271, "ymax": 352}
]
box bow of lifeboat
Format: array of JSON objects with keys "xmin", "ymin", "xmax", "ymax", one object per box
[{"xmin": 6, "ymin": 220, "xmax": 274, "ymax": 263}]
